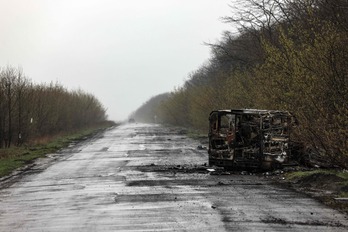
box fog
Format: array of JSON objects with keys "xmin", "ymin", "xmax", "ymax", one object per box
[{"xmin": 0, "ymin": 0, "xmax": 234, "ymax": 121}]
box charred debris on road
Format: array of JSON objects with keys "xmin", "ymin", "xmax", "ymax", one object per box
[
  {"xmin": 205, "ymin": 108, "xmax": 348, "ymax": 213},
  {"xmin": 139, "ymin": 161, "xmax": 348, "ymax": 214},
  {"xmin": 158, "ymin": 108, "xmax": 348, "ymax": 214}
]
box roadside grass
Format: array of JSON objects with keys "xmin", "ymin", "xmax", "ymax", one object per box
[
  {"xmin": 286, "ymin": 169, "xmax": 348, "ymax": 182},
  {"xmin": 0, "ymin": 122, "xmax": 116, "ymax": 178},
  {"xmin": 186, "ymin": 129, "xmax": 208, "ymax": 145},
  {"xmin": 187, "ymin": 131, "xmax": 207, "ymax": 140},
  {"xmin": 285, "ymin": 169, "xmax": 348, "ymax": 213},
  {"xmin": 285, "ymin": 169, "xmax": 324, "ymax": 179}
]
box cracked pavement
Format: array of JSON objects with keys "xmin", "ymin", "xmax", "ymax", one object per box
[{"xmin": 0, "ymin": 123, "xmax": 347, "ymax": 231}]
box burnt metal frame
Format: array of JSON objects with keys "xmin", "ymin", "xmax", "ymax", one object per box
[{"xmin": 208, "ymin": 109, "xmax": 292, "ymax": 170}]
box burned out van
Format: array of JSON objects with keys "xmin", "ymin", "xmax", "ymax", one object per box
[{"xmin": 208, "ymin": 109, "xmax": 294, "ymax": 170}]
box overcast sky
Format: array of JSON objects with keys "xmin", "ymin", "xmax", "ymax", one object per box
[{"xmin": 0, "ymin": 0, "xmax": 235, "ymax": 121}]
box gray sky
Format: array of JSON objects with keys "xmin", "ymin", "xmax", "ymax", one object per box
[{"xmin": 0, "ymin": 0, "xmax": 234, "ymax": 121}]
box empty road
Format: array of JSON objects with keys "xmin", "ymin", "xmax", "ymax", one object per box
[{"xmin": 0, "ymin": 123, "xmax": 347, "ymax": 231}]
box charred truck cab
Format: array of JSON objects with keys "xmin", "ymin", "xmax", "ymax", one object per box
[{"xmin": 208, "ymin": 109, "xmax": 293, "ymax": 170}]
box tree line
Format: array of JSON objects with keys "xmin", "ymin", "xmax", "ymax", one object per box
[
  {"xmin": 0, "ymin": 66, "xmax": 108, "ymax": 148},
  {"xmin": 133, "ymin": 0, "xmax": 348, "ymax": 168}
]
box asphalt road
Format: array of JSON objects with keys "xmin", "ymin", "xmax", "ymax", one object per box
[{"xmin": 0, "ymin": 123, "xmax": 347, "ymax": 231}]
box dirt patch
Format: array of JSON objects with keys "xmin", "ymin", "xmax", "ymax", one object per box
[
  {"xmin": 278, "ymin": 170, "xmax": 348, "ymax": 214},
  {"xmin": 296, "ymin": 173, "xmax": 345, "ymax": 191},
  {"xmin": 135, "ymin": 163, "xmax": 249, "ymax": 177},
  {"xmin": 146, "ymin": 162, "xmax": 348, "ymax": 215},
  {"xmin": 261, "ymin": 216, "xmax": 345, "ymax": 227}
]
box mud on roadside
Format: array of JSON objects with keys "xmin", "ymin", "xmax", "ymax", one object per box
[
  {"xmin": 277, "ymin": 169, "xmax": 348, "ymax": 215},
  {"xmin": 136, "ymin": 161, "xmax": 348, "ymax": 215},
  {"xmin": 182, "ymin": 127, "xmax": 348, "ymax": 215}
]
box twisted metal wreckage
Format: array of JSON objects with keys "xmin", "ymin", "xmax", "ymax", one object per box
[{"xmin": 208, "ymin": 109, "xmax": 296, "ymax": 170}]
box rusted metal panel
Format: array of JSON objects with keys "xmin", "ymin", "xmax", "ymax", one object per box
[{"xmin": 208, "ymin": 109, "xmax": 294, "ymax": 170}]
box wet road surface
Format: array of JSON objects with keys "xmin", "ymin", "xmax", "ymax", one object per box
[{"xmin": 0, "ymin": 123, "xmax": 347, "ymax": 231}]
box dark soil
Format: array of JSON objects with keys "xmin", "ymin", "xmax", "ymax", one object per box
[
  {"xmin": 278, "ymin": 171, "xmax": 348, "ymax": 214},
  {"xmin": 141, "ymin": 161, "xmax": 348, "ymax": 215}
]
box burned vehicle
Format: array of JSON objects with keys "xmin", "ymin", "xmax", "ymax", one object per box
[{"xmin": 208, "ymin": 109, "xmax": 294, "ymax": 170}]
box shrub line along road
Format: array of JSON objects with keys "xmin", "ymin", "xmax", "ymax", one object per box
[{"xmin": 0, "ymin": 123, "xmax": 347, "ymax": 231}]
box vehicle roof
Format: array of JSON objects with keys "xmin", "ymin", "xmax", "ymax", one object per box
[{"xmin": 209, "ymin": 109, "xmax": 290, "ymax": 116}]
